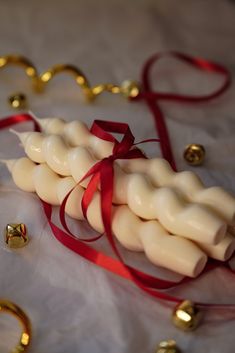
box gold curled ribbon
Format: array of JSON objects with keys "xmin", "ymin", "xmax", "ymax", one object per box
[
  {"xmin": 0, "ymin": 54, "xmax": 139, "ymax": 101},
  {"xmin": 0, "ymin": 299, "xmax": 31, "ymax": 353},
  {"xmin": 0, "ymin": 55, "xmax": 38, "ymax": 90}
]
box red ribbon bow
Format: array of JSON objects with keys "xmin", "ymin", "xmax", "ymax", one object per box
[
  {"xmin": 80, "ymin": 121, "xmax": 146, "ymax": 248},
  {"xmin": 60, "ymin": 119, "xmax": 158, "ymax": 256}
]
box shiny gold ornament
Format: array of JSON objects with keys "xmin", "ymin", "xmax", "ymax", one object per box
[
  {"xmin": 184, "ymin": 143, "xmax": 205, "ymax": 166},
  {"xmin": 172, "ymin": 300, "xmax": 202, "ymax": 331},
  {"xmin": 8, "ymin": 92, "xmax": 28, "ymax": 109},
  {"xmin": 156, "ymin": 340, "xmax": 181, "ymax": 353},
  {"xmin": 120, "ymin": 80, "xmax": 140, "ymax": 98},
  {"xmin": 4, "ymin": 223, "xmax": 29, "ymax": 248},
  {"xmin": 0, "ymin": 299, "xmax": 31, "ymax": 353}
]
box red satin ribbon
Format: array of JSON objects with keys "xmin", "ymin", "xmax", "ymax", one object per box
[
  {"xmin": 0, "ymin": 112, "xmax": 40, "ymax": 131},
  {"xmin": 133, "ymin": 51, "xmax": 231, "ymax": 171},
  {"xmin": 0, "ymin": 52, "xmax": 234, "ymax": 309}
]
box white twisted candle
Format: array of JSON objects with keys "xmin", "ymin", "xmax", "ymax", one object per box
[
  {"xmin": 1, "ymin": 157, "xmax": 209, "ymax": 277},
  {"xmin": 34, "ymin": 117, "xmax": 114, "ymax": 158},
  {"xmin": 12, "ymin": 130, "xmax": 227, "ymax": 245},
  {"xmin": 35, "ymin": 117, "xmax": 235, "ymax": 225}
]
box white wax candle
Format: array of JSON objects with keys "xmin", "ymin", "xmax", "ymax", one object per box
[
  {"xmin": 2, "ymin": 157, "xmax": 208, "ymax": 278},
  {"xmin": 12, "ymin": 130, "xmax": 227, "ymax": 245}
]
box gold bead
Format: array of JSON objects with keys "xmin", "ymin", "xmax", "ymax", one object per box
[
  {"xmin": 4, "ymin": 223, "xmax": 29, "ymax": 249},
  {"xmin": 121, "ymin": 80, "xmax": 140, "ymax": 98},
  {"xmin": 156, "ymin": 340, "xmax": 181, "ymax": 353},
  {"xmin": 184, "ymin": 144, "xmax": 205, "ymax": 166},
  {"xmin": 172, "ymin": 300, "xmax": 202, "ymax": 331},
  {"xmin": 8, "ymin": 93, "xmax": 28, "ymax": 109}
]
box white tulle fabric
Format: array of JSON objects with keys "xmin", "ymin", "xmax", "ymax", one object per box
[{"xmin": 0, "ymin": 0, "xmax": 235, "ymax": 352}]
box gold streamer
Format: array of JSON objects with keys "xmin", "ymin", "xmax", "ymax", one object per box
[{"xmin": 0, "ymin": 54, "xmax": 139, "ymax": 101}]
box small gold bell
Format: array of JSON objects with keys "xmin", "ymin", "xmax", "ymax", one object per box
[
  {"xmin": 172, "ymin": 300, "xmax": 202, "ymax": 331},
  {"xmin": 8, "ymin": 93, "xmax": 28, "ymax": 109},
  {"xmin": 156, "ymin": 340, "xmax": 181, "ymax": 353},
  {"xmin": 121, "ymin": 80, "xmax": 140, "ymax": 98},
  {"xmin": 4, "ymin": 223, "xmax": 29, "ymax": 249},
  {"xmin": 183, "ymin": 144, "xmax": 205, "ymax": 166}
]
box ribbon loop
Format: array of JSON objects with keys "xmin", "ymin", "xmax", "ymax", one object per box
[
  {"xmin": 80, "ymin": 120, "xmax": 145, "ymax": 223},
  {"xmin": 133, "ymin": 51, "xmax": 231, "ymax": 170}
]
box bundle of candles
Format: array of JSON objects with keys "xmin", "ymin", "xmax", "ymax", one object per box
[{"xmin": 2, "ymin": 116, "xmax": 235, "ymax": 278}]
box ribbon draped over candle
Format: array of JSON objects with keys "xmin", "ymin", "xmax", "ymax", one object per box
[
  {"xmin": 58, "ymin": 120, "xmax": 155, "ymax": 243},
  {"xmin": 0, "ymin": 52, "xmax": 234, "ymax": 310},
  {"xmin": 60, "ymin": 120, "xmax": 150, "ymax": 242}
]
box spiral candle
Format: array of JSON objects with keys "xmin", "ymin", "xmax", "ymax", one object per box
[
  {"xmin": 1, "ymin": 157, "xmax": 210, "ymax": 277},
  {"xmin": 11, "ymin": 132, "xmax": 227, "ymax": 244},
  {"xmin": 35, "ymin": 117, "xmax": 235, "ymax": 225},
  {"xmin": 12, "ymin": 130, "xmax": 227, "ymax": 245}
]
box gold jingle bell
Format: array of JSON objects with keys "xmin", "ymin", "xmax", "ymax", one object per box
[
  {"xmin": 156, "ymin": 340, "xmax": 181, "ymax": 353},
  {"xmin": 8, "ymin": 92, "xmax": 28, "ymax": 109},
  {"xmin": 183, "ymin": 143, "xmax": 205, "ymax": 166},
  {"xmin": 172, "ymin": 300, "xmax": 202, "ymax": 331},
  {"xmin": 4, "ymin": 223, "xmax": 29, "ymax": 249},
  {"xmin": 121, "ymin": 80, "xmax": 140, "ymax": 98}
]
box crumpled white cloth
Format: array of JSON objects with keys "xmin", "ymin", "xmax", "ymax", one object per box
[{"xmin": 0, "ymin": 0, "xmax": 235, "ymax": 352}]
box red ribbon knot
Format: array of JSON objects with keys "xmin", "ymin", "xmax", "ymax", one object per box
[{"xmin": 75, "ymin": 120, "xmax": 148, "ymax": 254}]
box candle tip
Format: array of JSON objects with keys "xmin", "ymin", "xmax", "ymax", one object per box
[
  {"xmin": 0, "ymin": 159, "xmax": 17, "ymax": 172},
  {"xmin": 9, "ymin": 128, "xmax": 20, "ymax": 137}
]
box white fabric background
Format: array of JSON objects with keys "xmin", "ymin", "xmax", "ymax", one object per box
[{"xmin": 0, "ymin": 0, "xmax": 235, "ymax": 352}]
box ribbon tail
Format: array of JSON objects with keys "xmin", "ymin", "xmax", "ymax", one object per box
[
  {"xmin": 100, "ymin": 163, "xmax": 118, "ymax": 252},
  {"xmin": 145, "ymin": 98, "xmax": 177, "ymax": 171},
  {"xmin": 0, "ymin": 113, "xmax": 41, "ymax": 131},
  {"xmin": 82, "ymin": 172, "xmax": 100, "ymax": 219}
]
